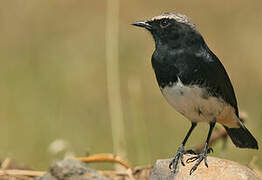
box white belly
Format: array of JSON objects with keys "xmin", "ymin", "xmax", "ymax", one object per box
[{"xmin": 161, "ymin": 78, "xmax": 225, "ymax": 123}]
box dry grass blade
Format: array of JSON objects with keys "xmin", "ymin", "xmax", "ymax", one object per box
[
  {"xmin": 105, "ymin": 0, "xmax": 127, "ymax": 171},
  {"xmin": 1, "ymin": 158, "xmax": 11, "ymax": 170},
  {"xmin": 0, "ymin": 169, "xmax": 45, "ymax": 177},
  {"xmin": 76, "ymin": 153, "xmax": 133, "ymax": 170}
]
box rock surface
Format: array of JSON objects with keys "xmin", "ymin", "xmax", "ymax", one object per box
[
  {"xmin": 150, "ymin": 155, "xmax": 261, "ymax": 180},
  {"xmin": 36, "ymin": 159, "xmax": 112, "ymax": 180}
]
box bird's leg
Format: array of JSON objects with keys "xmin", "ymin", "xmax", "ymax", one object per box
[
  {"xmin": 169, "ymin": 122, "xmax": 197, "ymax": 173},
  {"xmin": 186, "ymin": 120, "xmax": 216, "ymax": 175}
]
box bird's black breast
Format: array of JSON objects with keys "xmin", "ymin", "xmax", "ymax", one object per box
[
  {"xmin": 151, "ymin": 49, "xmax": 179, "ymax": 87},
  {"xmin": 151, "ymin": 44, "xmax": 239, "ymax": 116},
  {"xmin": 152, "ymin": 47, "xmax": 204, "ymax": 88}
]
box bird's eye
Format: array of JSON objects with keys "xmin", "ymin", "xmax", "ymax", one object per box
[{"xmin": 160, "ymin": 19, "xmax": 171, "ymax": 28}]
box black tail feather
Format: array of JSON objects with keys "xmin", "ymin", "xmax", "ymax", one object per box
[{"xmin": 224, "ymin": 125, "xmax": 258, "ymax": 149}]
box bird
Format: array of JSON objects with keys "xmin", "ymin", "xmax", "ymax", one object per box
[{"xmin": 132, "ymin": 12, "xmax": 258, "ymax": 175}]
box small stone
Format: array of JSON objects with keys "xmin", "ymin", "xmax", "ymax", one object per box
[{"xmin": 36, "ymin": 159, "xmax": 112, "ymax": 180}]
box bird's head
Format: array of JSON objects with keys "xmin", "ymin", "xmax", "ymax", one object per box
[{"xmin": 132, "ymin": 13, "xmax": 203, "ymax": 48}]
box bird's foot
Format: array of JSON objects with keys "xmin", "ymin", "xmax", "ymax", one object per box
[
  {"xmin": 169, "ymin": 144, "xmax": 197, "ymax": 173},
  {"xmin": 186, "ymin": 147, "xmax": 213, "ymax": 175}
]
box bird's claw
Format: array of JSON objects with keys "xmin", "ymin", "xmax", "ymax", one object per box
[
  {"xmin": 169, "ymin": 145, "xmax": 184, "ymax": 172},
  {"xmin": 169, "ymin": 145, "xmax": 197, "ymax": 173},
  {"xmin": 186, "ymin": 147, "xmax": 213, "ymax": 175}
]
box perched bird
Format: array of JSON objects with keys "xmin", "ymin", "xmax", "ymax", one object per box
[{"xmin": 132, "ymin": 13, "xmax": 258, "ymax": 175}]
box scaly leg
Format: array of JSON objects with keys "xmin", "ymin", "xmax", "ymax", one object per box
[
  {"xmin": 186, "ymin": 121, "xmax": 216, "ymax": 175},
  {"xmin": 169, "ymin": 122, "xmax": 197, "ymax": 173}
]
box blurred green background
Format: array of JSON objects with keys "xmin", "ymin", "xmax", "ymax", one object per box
[{"xmin": 0, "ymin": 0, "xmax": 261, "ymax": 170}]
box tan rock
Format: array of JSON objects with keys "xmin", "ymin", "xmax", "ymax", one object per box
[{"xmin": 150, "ymin": 155, "xmax": 261, "ymax": 180}]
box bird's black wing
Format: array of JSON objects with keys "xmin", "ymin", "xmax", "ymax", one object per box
[{"xmin": 177, "ymin": 44, "xmax": 239, "ymax": 117}]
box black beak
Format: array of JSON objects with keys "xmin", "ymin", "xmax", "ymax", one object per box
[{"xmin": 132, "ymin": 21, "xmax": 152, "ymax": 30}]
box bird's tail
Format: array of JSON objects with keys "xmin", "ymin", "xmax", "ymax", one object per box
[{"xmin": 224, "ymin": 123, "xmax": 258, "ymax": 149}]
